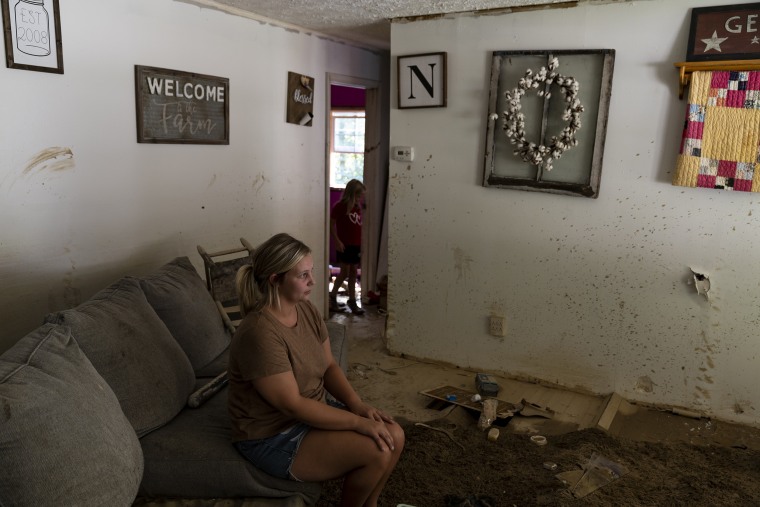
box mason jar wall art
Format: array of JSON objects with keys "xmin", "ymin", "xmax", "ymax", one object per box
[
  {"xmin": 2, "ymin": 0, "xmax": 63, "ymax": 73},
  {"xmin": 15, "ymin": 0, "xmax": 50, "ymax": 56}
]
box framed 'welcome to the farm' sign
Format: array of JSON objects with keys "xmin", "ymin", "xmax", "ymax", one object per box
[{"xmin": 134, "ymin": 65, "xmax": 230, "ymax": 145}]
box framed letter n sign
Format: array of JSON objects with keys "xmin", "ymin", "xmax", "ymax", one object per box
[{"xmin": 397, "ymin": 52, "xmax": 447, "ymax": 109}]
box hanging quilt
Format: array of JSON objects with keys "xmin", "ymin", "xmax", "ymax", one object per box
[{"xmin": 673, "ymin": 70, "xmax": 760, "ymax": 192}]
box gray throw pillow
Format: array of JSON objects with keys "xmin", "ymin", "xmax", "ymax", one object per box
[
  {"xmin": 138, "ymin": 257, "xmax": 230, "ymax": 376},
  {"xmin": 46, "ymin": 277, "xmax": 195, "ymax": 437},
  {"xmin": 0, "ymin": 324, "xmax": 143, "ymax": 506}
]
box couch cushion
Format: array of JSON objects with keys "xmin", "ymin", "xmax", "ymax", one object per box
[
  {"xmin": 194, "ymin": 345, "xmax": 229, "ymax": 379},
  {"xmin": 139, "ymin": 383, "xmax": 321, "ymax": 503},
  {"xmin": 0, "ymin": 324, "xmax": 143, "ymax": 506},
  {"xmin": 138, "ymin": 257, "xmax": 231, "ymax": 376},
  {"xmin": 46, "ymin": 277, "xmax": 195, "ymax": 437}
]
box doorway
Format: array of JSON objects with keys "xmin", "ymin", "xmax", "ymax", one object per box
[
  {"xmin": 328, "ymin": 87, "xmax": 365, "ymax": 312},
  {"xmin": 324, "ymin": 74, "xmax": 386, "ymax": 316}
]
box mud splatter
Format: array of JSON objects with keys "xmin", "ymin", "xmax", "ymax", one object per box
[
  {"xmin": 23, "ymin": 147, "xmax": 75, "ymax": 175},
  {"xmin": 62, "ymin": 257, "xmax": 82, "ymax": 308},
  {"xmin": 635, "ymin": 376, "xmax": 654, "ymax": 393},
  {"xmin": 452, "ymin": 247, "xmax": 473, "ymax": 282},
  {"xmin": 252, "ymin": 173, "xmax": 268, "ymax": 194},
  {"xmin": 695, "ymin": 385, "xmax": 711, "ymax": 400}
]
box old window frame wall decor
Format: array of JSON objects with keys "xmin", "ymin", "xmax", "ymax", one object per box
[{"xmin": 483, "ymin": 49, "xmax": 615, "ymax": 198}]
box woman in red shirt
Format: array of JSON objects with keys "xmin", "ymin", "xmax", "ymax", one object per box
[{"xmin": 330, "ymin": 179, "xmax": 366, "ymax": 314}]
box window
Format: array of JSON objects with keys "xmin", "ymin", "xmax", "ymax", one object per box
[
  {"xmin": 483, "ymin": 50, "xmax": 615, "ymax": 198},
  {"xmin": 330, "ymin": 109, "xmax": 365, "ymax": 187}
]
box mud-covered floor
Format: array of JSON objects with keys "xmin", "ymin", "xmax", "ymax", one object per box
[
  {"xmin": 316, "ymin": 414, "xmax": 760, "ymax": 506},
  {"xmin": 316, "ymin": 306, "xmax": 760, "ymax": 505}
]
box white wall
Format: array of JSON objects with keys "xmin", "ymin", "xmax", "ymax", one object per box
[
  {"xmin": 389, "ymin": 0, "xmax": 760, "ymax": 426},
  {"xmin": 0, "ymin": 0, "xmax": 385, "ymax": 352}
]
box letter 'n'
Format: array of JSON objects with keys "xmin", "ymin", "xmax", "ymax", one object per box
[{"xmin": 406, "ymin": 64, "xmax": 436, "ymax": 99}]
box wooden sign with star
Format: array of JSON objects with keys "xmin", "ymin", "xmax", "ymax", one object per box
[{"xmin": 687, "ymin": 3, "xmax": 760, "ymax": 62}]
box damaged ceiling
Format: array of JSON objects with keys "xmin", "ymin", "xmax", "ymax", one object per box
[{"xmin": 179, "ymin": 0, "xmax": 574, "ymax": 49}]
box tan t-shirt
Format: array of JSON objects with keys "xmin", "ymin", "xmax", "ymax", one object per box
[{"xmin": 227, "ymin": 300, "xmax": 330, "ymax": 441}]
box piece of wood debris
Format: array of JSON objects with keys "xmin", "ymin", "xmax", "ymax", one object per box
[{"xmin": 414, "ymin": 422, "xmax": 466, "ymax": 451}]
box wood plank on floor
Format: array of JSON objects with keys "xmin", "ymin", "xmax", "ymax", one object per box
[{"xmin": 419, "ymin": 385, "xmax": 519, "ymax": 419}]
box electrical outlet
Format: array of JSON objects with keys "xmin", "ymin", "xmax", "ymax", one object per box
[{"xmin": 489, "ymin": 315, "xmax": 506, "ymax": 337}]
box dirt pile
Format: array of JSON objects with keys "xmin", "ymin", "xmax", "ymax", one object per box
[{"xmin": 317, "ymin": 416, "xmax": 760, "ymax": 506}]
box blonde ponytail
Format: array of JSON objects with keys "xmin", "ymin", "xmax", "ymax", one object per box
[{"xmin": 235, "ymin": 233, "xmax": 311, "ymax": 317}]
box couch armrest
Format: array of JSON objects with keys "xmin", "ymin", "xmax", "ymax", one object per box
[{"xmin": 326, "ymin": 321, "xmax": 348, "ymax": 372}]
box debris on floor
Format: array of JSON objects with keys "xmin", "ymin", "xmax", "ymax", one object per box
[
  {"xmin": 419, "ymin": 385, "xmax": 518, "ymax": 421},
  {"xmin": 475, "ymin": 372, "xmax": 500, "ymax": 396},
  {"xmin": 517, "ymin": 398, "xmax": 555, "ymax": 419},
  {"xmin": 350, "ymin": 362, "xmax": 399, "ymax": 379},
  {"xmin": 351, "ymin": 364, "xmax": 369, "ymax": 379},
  {"xmin": 443, "ymin": 494, "xmax": 495, "ymax": 507},
  {"xmin": 414, "ymin": 421, "xmax": 465, "ymax": 451},
  {"xmin": 556, "ymin": 452, "xmax": 628, "ymax": 499},
  {"xmin": 596, "ymin": 392, "xmax": 633, "ymax": 431},
  {"xmin": 477, "ymin": 399, "xmax": 498, "ymax": 430},
  {"xmin": 530, "ymin": 434, "xmax": 548, "ymax": 446},
  {"xmin": 671, "ymin": 406, "xmax": 704, "ymax": 419}
]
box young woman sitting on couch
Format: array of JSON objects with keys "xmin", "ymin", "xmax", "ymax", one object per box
[{"xmin": 228, "ymin": 232, "xmax": 404, "ymax": 507}]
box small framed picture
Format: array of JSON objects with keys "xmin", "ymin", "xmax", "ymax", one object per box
[
  {"xmin": 286, "ymin": 71, "xmax": 314, "ymax": 126},
  {"xmin": 397, "ymin": 52, "xmax": 447, "ymax": 109},
  {"xmin": 686, "ymin": 3, "xmax": 760, "ymax": 62}
]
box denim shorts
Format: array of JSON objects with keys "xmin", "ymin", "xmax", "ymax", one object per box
[{"xmin": 234, "ymin": 422, "xmax": 311, "ymax": 480}]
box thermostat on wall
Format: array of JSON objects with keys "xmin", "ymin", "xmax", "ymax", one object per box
[{"xmin": 392, "ymin": 146, "xmax": 414, "ymax": 162}]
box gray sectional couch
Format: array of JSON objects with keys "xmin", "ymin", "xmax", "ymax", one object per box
[{"xmin": 0, "ymin": 256, "xmax": 348, "ymax": 506}]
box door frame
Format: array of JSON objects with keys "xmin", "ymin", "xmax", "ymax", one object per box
[{"xmin": 324, "ymin": 73, "xmax": 381, "ymax": 315}]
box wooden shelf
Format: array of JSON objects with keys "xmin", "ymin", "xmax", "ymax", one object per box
[{"xmin": 675, "ymin": 59, "xmax": 760, "ymax": 99}]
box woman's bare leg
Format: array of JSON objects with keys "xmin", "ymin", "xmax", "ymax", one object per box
[
  {"xmin": 347, "ymin": 264, "xmax": 358, "ymax": 300},
  {"xmin": 362, "ymin": 422, "xmax": 405, "ymax": 506},
  {"xmin": 291, "ymin": 423, "xmax": 405, "ymax": 507},
  {"xmin": 331, "ymin": 262, "xmax": 350, "ymax": 299}
]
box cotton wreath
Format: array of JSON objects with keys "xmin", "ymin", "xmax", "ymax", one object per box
[{"xmin": 493, "ymin": 57, "xmax": 584, "ymax": 171}]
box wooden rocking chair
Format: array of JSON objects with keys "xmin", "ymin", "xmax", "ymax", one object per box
[{"xmin": 197, "ymin": 238, "xmax": 255, "ymax": 333}]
